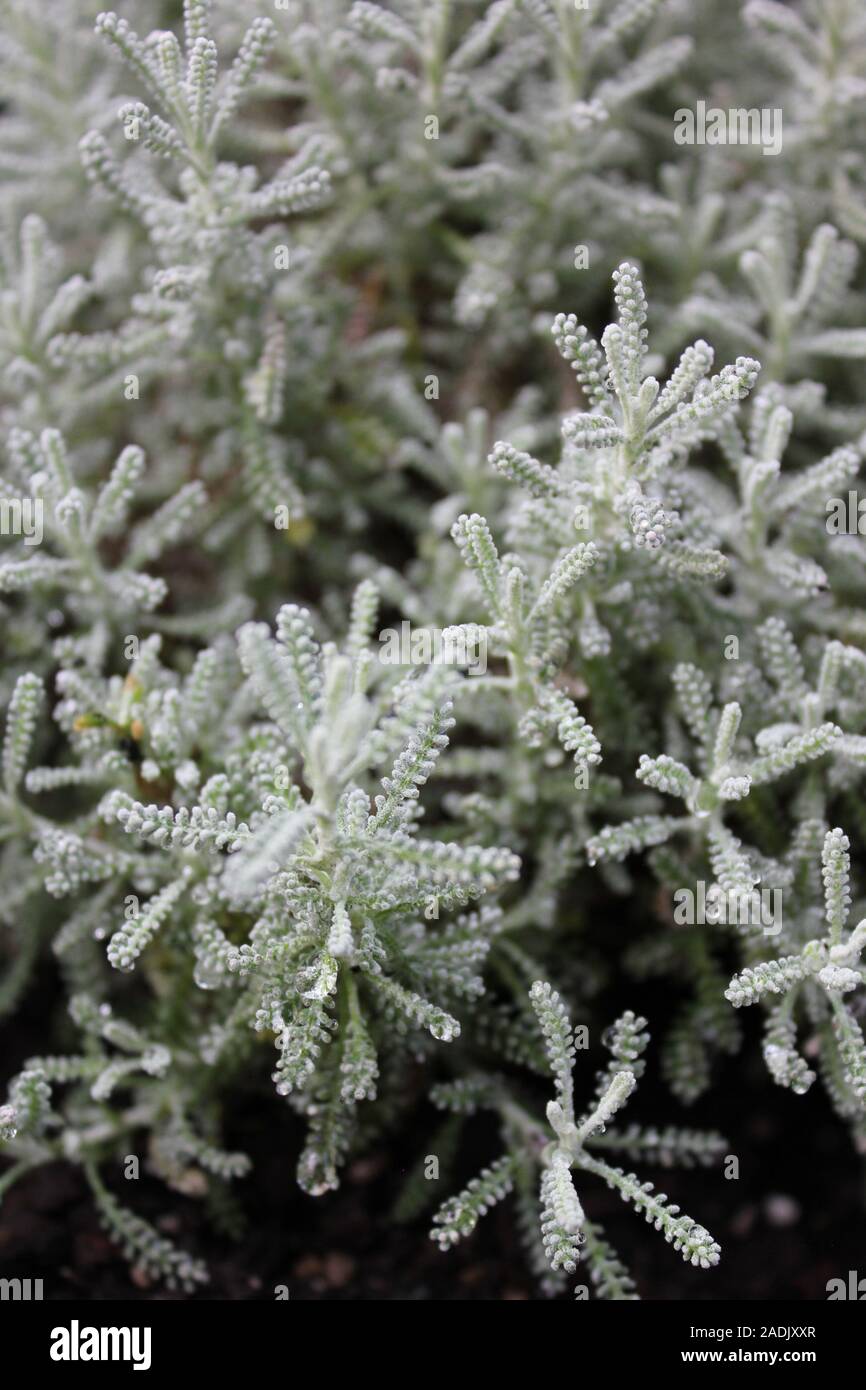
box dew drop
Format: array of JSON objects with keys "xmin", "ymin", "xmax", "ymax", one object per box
[{"xmin": 193, "ymin": 962, "xmax": 218, "ymax": 991}]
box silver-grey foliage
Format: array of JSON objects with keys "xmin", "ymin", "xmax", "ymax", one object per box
[{"xmin": 1, "ymin": 0, "xmax": 865, "ymax": 1299}]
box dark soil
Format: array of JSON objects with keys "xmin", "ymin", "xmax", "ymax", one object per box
[{"xmin": 2, "ymin": 1002, "xmax": 864, "ymax": 1301}]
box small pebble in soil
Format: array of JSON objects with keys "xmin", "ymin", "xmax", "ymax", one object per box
[
  {"xmin": 292, "ymin": 1254, "xmax": 323, "ymax": 1285},
  {"xmin": 348, "ymin": 1155, "xmax": 386, "ymax": 1184},
  {"xmin": 730, "ymin": 1204, "xmax": 757, "ymax": 1238},
  {"xmin": 763, "ymin": 1194, "xmax": 801, "ymax": 1228},
  {"xmin": 322, "ymin": 1252, "xmax": 355, "ymax": 1288},
  {"xmin": 291, "ymin": 1251, "xmax": 356, "ymax": 1292}
]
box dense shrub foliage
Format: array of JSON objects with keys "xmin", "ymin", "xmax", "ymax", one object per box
[{"xmin": 1, "ymin": 0, "xmax": 866, "ymax": 1298}]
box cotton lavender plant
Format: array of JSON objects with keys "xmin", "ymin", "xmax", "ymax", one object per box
[{"xmin": 1, "ymin": 0, "xmax": 866, "ymax": 1301}]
